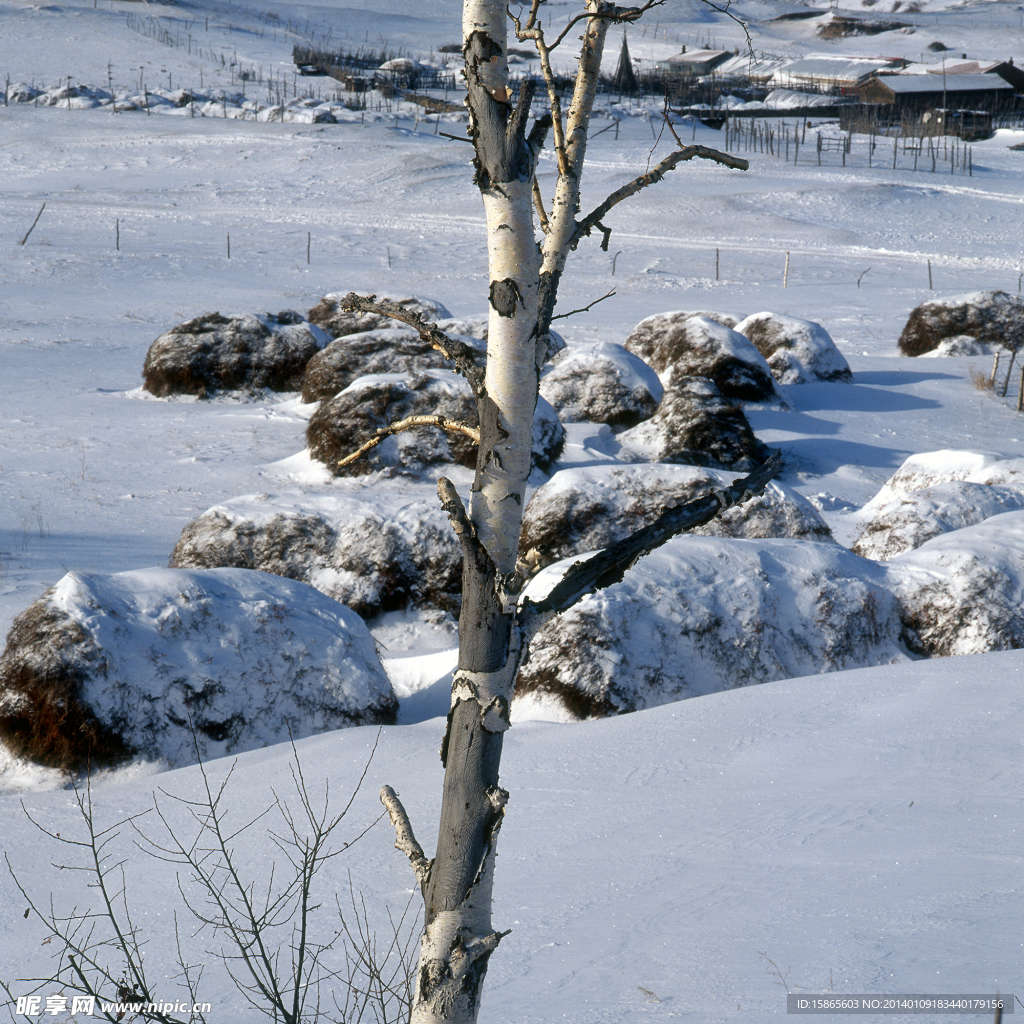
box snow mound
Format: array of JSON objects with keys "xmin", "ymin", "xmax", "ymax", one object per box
[
  {"xmin": 735, "ymin": 311, "xmax": 852, "ymax": 384},
  {"xmin": 886, "ymin": 511, "xmax": 1024, "ymax": 656},
  {"xmin": 143, "ymin": 311, "xmax": 330, "ymax": 397},
  {"xmin": 852, "ymin": 480, "xmax": 1024, "ymax": 560},
  {"xmin": 624, "ymin": 312, "xmax": 777, "ymax": 402},
  {"xmin": 0, "ymin": 568, "xmax": 396, "ymax": 771},
  {"xmin": 897, "ymin": 290, "xmax": 1024, "ymax": 356},
  {"xmin": 617, "ymin": 372, "xmax": 770, "ymax": 470},
  {"xmin": 307, "ymin": 293, "xmax": 452, "ymax": 338},
  {"xmin": 516, "ymin": 537, "xmax": 910, "ymax": 719},
  {"xmin": 300, "ymin": 326, "xmax": 486, "ymax": 404},
  {"xmin": 538, "ymin": 341, "xmax": 663, "ymax": 430},
  {"xmin": 306, "ymin": 370, "xmax": 563, "ymax": 477},
  {"xmin": 520, "ymin": 463, "xmax": 833, "ymax": 573},
  {"xmin": 170, "ymin": 492, "xmax": 462, "ymax": 619},
  {"xmin": 861, "ymin": 449, "xmax": 1004, "ymax": 509}
]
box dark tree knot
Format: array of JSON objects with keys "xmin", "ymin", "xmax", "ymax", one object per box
[{"xmin": 489, "ymin": 279, "xmax": 522, "ymax": 318}]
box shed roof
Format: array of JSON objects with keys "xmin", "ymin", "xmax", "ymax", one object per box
[
  {"xmin": 873, "ymin": 73, "xmax": 1013, "ymax": 94},
  {"xmin": 659, "ymin": 49, "xmax": 732, "ymax": 65},
  {"xmin": 774, "ymin": 55, "xmax": 901, "ymax": 83}
]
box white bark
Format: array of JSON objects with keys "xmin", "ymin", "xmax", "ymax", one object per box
[{"xmin": 472, "ymin": 183, "xmax": 541, "ymax": 574}]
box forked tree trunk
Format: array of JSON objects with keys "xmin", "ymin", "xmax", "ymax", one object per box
[
  {"xmin": 406, "ymin": 3, "xmax": 542, "ymax": 1021},
  {"xmin": 370, "ymin": 3, "xmax": 758, "ymax": 1022}
]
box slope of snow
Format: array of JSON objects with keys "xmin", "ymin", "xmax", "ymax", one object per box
[{"xmin": 2, "ymin": 0, "xmax": 1024, "ymax": 1017}]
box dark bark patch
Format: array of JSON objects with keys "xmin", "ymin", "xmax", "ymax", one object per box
[{"xmin": 489, "ymin": 279, "xmax": 522, "ymax": 319}]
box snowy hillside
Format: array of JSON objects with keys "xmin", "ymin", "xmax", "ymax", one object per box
[{"xmin": 2, "ymin": 0, "xmax": 1023, "ymax": 1020}]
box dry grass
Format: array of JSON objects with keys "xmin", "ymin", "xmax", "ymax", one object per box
[{"xmin": 970, "ymin": 367, "xmax": 996, "ymax": 391}]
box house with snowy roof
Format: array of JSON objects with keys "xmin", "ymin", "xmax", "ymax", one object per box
[
  {"xmin": 656, "ymin": 48, "xmax": 733, "ymax": 77},
  {"xmin": 858, "ymin": 73, "xmax": 1016, "ymax": 112}
]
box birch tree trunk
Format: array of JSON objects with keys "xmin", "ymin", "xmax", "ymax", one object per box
[
  {"xmin": 369, "ymin": 4, "xmax": 756, "ymax": 1022},
  {"xmin": 404, "ymin": 3, "xmax": 542, "ymax": 1021}
]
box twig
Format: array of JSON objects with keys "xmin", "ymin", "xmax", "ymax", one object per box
[
  {"xmin": 18, "ymin": 203, "xmax": 46, "ymax": 245},
  {"xmin": 758, "ymin": 950, "xmax": 791, "ymax": 994},
  {"xmin": 573, "ymin": 145, "xmax": 748, "ymax": 251},
  {"xmin": 336, "ymin": 415, "xmax": 480, "ymax": 468},
  {"xmin": 551, "ymin": 288, "xmax": 616, "ymax": 322},
  {"xmin": 338, "ymin": 293, "xmax": 484, "ymax": 395},
  {"xmin": 380, "ymin": 786, "xmax": 431, "ymax": 896},
  {"xmin": 548, "ymin": 0, "xmax": 664, "ymax": 52}
]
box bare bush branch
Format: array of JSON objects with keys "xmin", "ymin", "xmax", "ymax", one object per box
[{"xmin": 336, "ymin": 415, "xmax": 480, "ymax": 469}]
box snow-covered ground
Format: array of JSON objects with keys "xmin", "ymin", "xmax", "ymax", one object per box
[{"xmin": 1, "ymin": 0, "xmax": 1023, "ymax": 1020}]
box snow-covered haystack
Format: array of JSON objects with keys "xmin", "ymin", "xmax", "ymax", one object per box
[
  {"xmin": 142, "ymin": 311, "xmax": 330, "ymax": 397},
  {"xmin": 857, "ymin": 450, "xmax": 1003, "ymax": 509},
  {"xmin": 886, "ymin": 512, "xmax": 1024, "ymax": 657},
  {"xmin": 307, "ymin": 371, "xmax": 478, "ymax": 475},
  {"xmin": 170, "ymin": 493, "xmax": 462, "ymax": 619},
  {"xmin": 515, "ymin": 538, "xmax": 910, "ymax": 719},
  {"xmin": 301, "ymin": 326, "xmax": 486, "ymax": 404},
  {"xmin": 851, "ymin": 450, "xmax": 1024, "ymax": 559},
  {"xmin": 624, "ymin": 312, "xmax": 777, "ymax": 402},
  {"xmin": 897, "ymin": 291, "xmax": 1024, "ymax": 356},
  {"xmin": 0, "ymin": 568, "xmax": 396, "ymax": 771},
  {"xmin": 735, "ymin": 312, "xmax": 853, "ymax": 384},
  {"xmin": 538, "ymin": 342, "xmax": 663, "ymax": 429},
  {"xmin": 617, "ymin": 372, "xmax": 769, "ymax": 470},
  {"xmin": 854, "ymin": 480, "xmax": 1024, "ymax": 560},
  {"xmin": 306, "ymin": 370, "xmax": 563, "ymax": 476},
  {"xmin": 306, "ymin": 293, "xmax": 452, "ymax": 338},
  {"xmin": 520, "ymin": 463, "xmax": 833, "ymax": 573}
]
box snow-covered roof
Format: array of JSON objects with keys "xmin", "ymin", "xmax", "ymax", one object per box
[
  {"xmin": 896, "ymin": 59, "xmax": 1005, "ymax": 76},
  {"xmin": 660, "ymin": 48, "xmax": 732, "ymax": 65},
  {"xmin": 772, "ymin": 55, "xmax": 902, "ymax": 84},
  {"xmin": 713, "ymin": 53, "xmax": 791, "ymax": 79},
  {"xmin": 871, "ymin": 73, "xmax": 1013, "ymax": 94}
]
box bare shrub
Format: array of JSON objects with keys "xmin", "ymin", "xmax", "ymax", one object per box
[{"xmin": 1, "ymin": 735, "xmax": 416, "ymax": 1024}]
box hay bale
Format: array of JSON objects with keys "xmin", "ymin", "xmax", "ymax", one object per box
[
  {"xmin": 306, "ymin": 370, "xmax": 563, "ymax": 477},
  {"xmin": 170, "ymin": 493, "xmax": 463, "ymax": 619},
  {"xmin": 0, "ymin": 568, "xmax": 396, "ymax": 771},
  {"xmin": 618, "ymin": 372, "xmax": 770, "ymax": 470},
  {"xmin": 735, "ymin": 312, "xmax": 852, "ymax": 384},
  {"xmin": 300, "ymin": 326, "xmax": 486, "ymax": 404},
  {"xmin": 897, "ymin": 291, "xmax": 1024, "ymax": 356},
  {"xmin": 515, "ymin": 537, "xmax": 908, "ymax": 720},
  {"xmin": 307, "ymin": 293, "xmax": 451, "ymax": 337},
  {"xmin": 539, "ymin": 342, "xmax": 662, "ymax": 429},
  {"xmin": 886, "ymin": 511, "xmax": 1024, "ymax": 657},
  {"xmin": 519, "ymin": 463, "xmax": 833, "ymax": 574},
  {"xmin": 142, "ymin": 311, "xmax": 330, "ymax": 397}
]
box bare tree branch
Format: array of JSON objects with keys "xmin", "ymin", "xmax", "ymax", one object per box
[
  {"xmin": 572, "ymin": 144, "xmax": 749, "ymax": 251},
  {"xmin": 520, "ymin": 451, "xmax": 783, "ymax": 632},
  {"xmin": 338, "ymin": 293, "xmax": 485, "ymax": 396},
  {"xmin": 548, "ymin": 1, "xmax": 665, "ymax": 52},
  {"xmin": 550, "ymin": 288, "xmax": 616, "ymax": 322},
  {"xmin": 336, "ymin": 415, "xmax": 480, "ymax": 468},
  {"xmin": 380, "ymin": 786, "xmax": 431, "ymax": 897}
]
